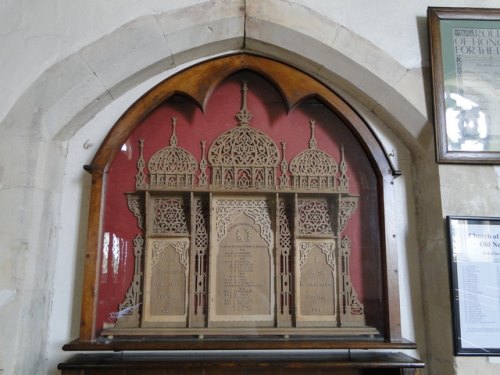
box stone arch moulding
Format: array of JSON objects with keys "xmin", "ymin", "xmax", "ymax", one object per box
[{"xmin": 68, "ymin": 53, "xmax": 415, "ymax": 351}]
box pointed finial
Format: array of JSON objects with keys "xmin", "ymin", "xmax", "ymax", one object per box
[
  {"xmin": 279, "ymin": 141, "xmax": 290, "ymax": 189},
  {"xmin": 309, "ymin": 120, "xmax": 317, "ymax": 149},
  {"xmin": 236, "ymin": 82, "xmax": 253, "ymax": 126},
  {"xmin": 135, "ymin": 138, "xmax": 146, "ymax": 189},
  {"xmin": 339, "ymin": 144, "xmax": 349, "ymax": 191},
  {"xmin": 198, "ymin": 139, "xmax": 208, "ymax": 188},
  {"xmin": 170, "ymin": 117, "xmax": 178, "ymax": 146}
]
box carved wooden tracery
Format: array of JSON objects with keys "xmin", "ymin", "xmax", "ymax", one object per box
[
  {"xmin": 103, "ymin": 80, "xmax": 371, "ymax": 337},
  {"xmin": 76, "ymin": 54, "xmax": 406, "ymax": 350}
]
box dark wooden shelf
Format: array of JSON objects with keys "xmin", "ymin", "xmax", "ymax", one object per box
[
  {"xmin": 58, "ymin": 351, "xmax": 424, "ymax": 374},
  {"xmin": 63, "ymin": 337, "xmax": 417, "ymax": 351}
]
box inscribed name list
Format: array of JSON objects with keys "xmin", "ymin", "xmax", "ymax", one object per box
[
  {"xmin": 452, "ymin": 220, "xmax": 500, "ymax": 349},
  {"xmin": 215, "ymin": 215, "xmax": 271, "ymax": 316}
]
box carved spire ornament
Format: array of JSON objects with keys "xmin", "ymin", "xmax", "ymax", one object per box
[
  {"xmin": 290, "ymin": 120, "xmax": 339, "ymax": 191},
  {"xmin": 208, "ymin": 82, "xmax": 279, "ymax": 190},
  {"xmin": 235, "ymin": 82, "xmax": 253, "ymax": 126},
  {"xmin": 147, "ymin": 117, "xmax": 197, "ymax": 189},
  {"xmin": 135, "ymin": 138, "xmax": 146, "ymax": 189},
  {"xmin": 279, "ymin": 141, "xmax": 290, "ymax": 189},
  {"xmin": 339, "ymin": 145, "xmax": 349, "ymax": 192},
  {"xmin": 198, "ymin": 140, "xmax": 208, "ymax": 188}
]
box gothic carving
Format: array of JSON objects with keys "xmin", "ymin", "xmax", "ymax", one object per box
[
  {"xmin": 113, "ymin": 80, "xmax": 370, "ymax": 335},
  {"xmin": 192, "ymin": 196, "xmax": 208, "ymax": 319},
  {"xmin": 146, "ymin": 117, "xmax": 198, "ymax": 189},
  {"xmin": 290, "ymin": 121, "xmax": 338, "ymax": 191},
  {"xmin": 198, "ymin": 140, "xmax": 208, "ymax": 188},
  {"xmin": 136, "ymin": 139, "xmax": 146, "ymax": 190},
  {"xmin": 340, "ymin": 237, "xmax": 365, "ymax": 324},
  {"xmin": 115, "ymin": 235, "xmax": 144, "ymax": 328},
  {"xmin": 214, "ymin": 198, "xmax": 273, "ymax": 246},
  {"xmin": 279, "ymin": 142, "xmax": 290, "ymax": 189},
  {"xmin": 131, "ymin": 82, "xmax": 352, "ymax": 195},
  {"xmin": 151, "ymin": 240, "xmax": 189, "ymax": 269},
  {"xmin": 277, "ymin": 198, "xmax": 293, "ymax": 321},
  {"xmin": 339, "ymin": 196, "xmax": 358, "ymax": 233},
  {"xmin": 338, "ymin": 145, "xmax": 350, "ymax": 192},
  {"xmin": 126, "ymin": 193, "xmax": 144, "ymax": 230},
  {"xmin": 208, "ymin": 83, "xmax": 279, "ymax": 190}
]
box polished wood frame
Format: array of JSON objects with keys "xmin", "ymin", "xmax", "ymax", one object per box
[
  {"xmin": 71, "ymin": 53, "xmax": 411, "ymax": 350},
  {"xmin": 428, "ymin": 7, "xmax": 500, "ymax": 164}
]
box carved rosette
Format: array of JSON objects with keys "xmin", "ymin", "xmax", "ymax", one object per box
[
  {"xmin": 297, "ymin": 199, "xmax": 333, "ymax": 236},
  {"xmin": 152, "ymin": 197, "xmax": 188, "ymax": 235}
]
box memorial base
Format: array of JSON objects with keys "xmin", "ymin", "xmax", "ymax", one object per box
[
  {"xmin": 101, "ymin": 326, "xmax": 379, "ymax": 338},
  {"xmin": 58, "ymin": 352, "xmax": 424, "ymax": 375}
]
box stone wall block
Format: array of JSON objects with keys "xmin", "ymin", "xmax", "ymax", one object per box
[
  {"xmin": 246, "ymin": 0, "xmax": 338, "ymax": 48},
  {"xmin": 158, "ymin": 1, "xmax": 244, "ymax": 65},
  {"xmin": 80, "ymin": 16, "xmax": 173, "ymax": 99},
  {"xmin": 157, "ymin": 0, "xmax": 244, "ymax": 34}
]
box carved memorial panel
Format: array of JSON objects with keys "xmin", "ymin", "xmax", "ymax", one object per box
[
  {"xmin": 142, "ymin": 238, "xmax": 189, "ymax": 327},
  {"xmin": 295, "ymin": 240, "xmax": 337, "ymax": 327},
  {"xmin": 209, "ymin": 197, "xmax": 275, "ymax": 327}
]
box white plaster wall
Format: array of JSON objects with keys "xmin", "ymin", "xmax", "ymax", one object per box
[{"xmin": 1, "ymin": 1, "xmax": 500, "ymax": 375}]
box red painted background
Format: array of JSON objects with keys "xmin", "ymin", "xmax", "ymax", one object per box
[{"xmin": 97, "ymin": 71, "xmax": 383, "ymax": 335}]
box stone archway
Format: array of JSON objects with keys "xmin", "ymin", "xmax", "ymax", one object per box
[{"xmin": 0, "ymin": 3, "xmax": 441, "ymax": 374}]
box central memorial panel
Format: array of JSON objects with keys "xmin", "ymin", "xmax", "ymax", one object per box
[{"xmin": 209, "ymin": 197, "xmax": 275, "ymax": 327}]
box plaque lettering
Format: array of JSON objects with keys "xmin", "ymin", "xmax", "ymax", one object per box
[
  {"xmin": 209, "ymin": 197, "xmax": 275, "ymax": 326},
  {"xmin": 296, "ymin": 240, "xmax": 337, "ymax": 326},
  {"xmin": 142, "ymin": 238, "xmax": 189, "ymax": 327}
]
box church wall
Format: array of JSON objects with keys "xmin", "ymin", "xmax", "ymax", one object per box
[{"xmin": 0, "ymin": 1, "xmax": 499, "ymax": 375}]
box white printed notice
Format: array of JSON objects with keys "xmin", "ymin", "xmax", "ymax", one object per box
[
  {"xmin": 447, "ymin": 27, "xmax": 500, "ymax": 152},
  {"xmin": 450, "ymin": 218, "xmax": 500, "ymax": 351}
]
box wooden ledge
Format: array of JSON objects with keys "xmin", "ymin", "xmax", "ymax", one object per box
[
  {"xmin": 58, "ymin": 351, "xmax": 424, "ymax": 370},
  {"xmin": 63, "ymin": 337, "xmax": 417, "ymax": 351}
]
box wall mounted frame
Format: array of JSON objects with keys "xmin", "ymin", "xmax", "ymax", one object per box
[
  {"xmin": 65, "ymin": 53, "xmax": 414, "ymax": 352},
  {"xmin": 447, "ymin": 216, "xmax": 500, "ymax": 355},
  {"xmin": 429, "ymin": 7, "xmax": 500, "ymax": 164}
]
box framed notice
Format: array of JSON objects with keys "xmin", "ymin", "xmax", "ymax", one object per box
[
  {"xmin": 447, "ymin": 216, "xmax": 500, "ymax": 355},
  {"xmin": 428, "ymin": 8, "xmax": 500, "ymax": 164}
]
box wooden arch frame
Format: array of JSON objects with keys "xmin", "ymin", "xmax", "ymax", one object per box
[{"xmin": 73, "ymin": 53, "xmax": 410, "ymax": 350}]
